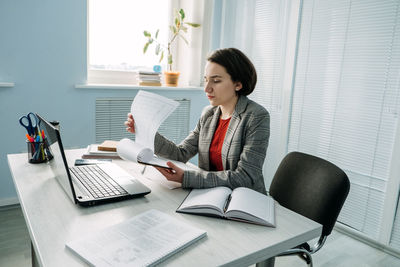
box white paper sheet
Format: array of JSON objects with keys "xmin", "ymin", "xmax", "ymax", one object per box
[
  {"xmin": 117, "ymin": 138, "xmax": 153, "ymax": 162},
  {"xmin": 118, "ymin": 138, "xmax": 198, "ymax": 189},
  {"xmin": 66, "ymin": 209, "xmax": 206, "ymax": 267},
  {"xmin": 131, "ymin": 90, "xmax": 179, "ymax": 152},
  {"xmin": 142, "ymin": 166, "xmax": 182, "ymax": 189}
]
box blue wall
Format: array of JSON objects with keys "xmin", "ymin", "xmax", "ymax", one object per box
[{"xmin": 0, "ymin": 0, "xmax": 208, "ymax": 203}]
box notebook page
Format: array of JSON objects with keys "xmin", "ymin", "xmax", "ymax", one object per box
[
  {"xmin": 226, "ymin": 187, "xmax": 275, "ymax": 226},
  {"xmin": 179, "ymin": 187, "xmax": 232, "ymax": 215}
]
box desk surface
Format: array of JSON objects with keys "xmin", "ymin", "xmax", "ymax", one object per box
[{"xmin": 8, "ymin": 149, "xmax": 322, "ymax": 267}]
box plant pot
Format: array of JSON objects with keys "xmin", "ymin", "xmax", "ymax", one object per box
[{"xmin": 164, "ymin": 71, "xmax": 180, "ymax": 87}]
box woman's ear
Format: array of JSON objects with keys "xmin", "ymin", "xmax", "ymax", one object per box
[{"xmin": 235, "ymin": 82, "xmax": 243, "ymax": 92}]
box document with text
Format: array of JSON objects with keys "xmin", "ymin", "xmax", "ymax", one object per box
[
  {"xmin": 117, "ymin": 90, "xmax": 179, "ymax": 168},
  {"xmin": 66, "ymin": 209, "xmax": 207, "ymax": 267},
  {"xmin": 131, "ymin": 90, "xmax": 179, "ymax": 152}
]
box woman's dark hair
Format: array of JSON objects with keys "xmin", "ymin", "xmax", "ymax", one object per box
[{"xmin": 207, "ymin": 48, "xmax": 257, "ymax": 96}]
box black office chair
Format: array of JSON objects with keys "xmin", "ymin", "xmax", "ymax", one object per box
[{"xmin": 257, "ymin": 151, "xmax": 350, "ymax": 267}]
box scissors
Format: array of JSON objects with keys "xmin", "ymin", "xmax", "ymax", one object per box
[{"xmin": 19, "ymin": 112, "xmax": 39, "ymax": 136}]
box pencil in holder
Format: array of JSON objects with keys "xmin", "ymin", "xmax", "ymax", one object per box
[{"xmin": 27, "ymin": 137, "xmax": 53, "ymax": 164}]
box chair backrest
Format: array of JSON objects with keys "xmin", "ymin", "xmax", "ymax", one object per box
[{"xmin": 269, "ymin": 151, "xmax": 350, "ymax": 237}]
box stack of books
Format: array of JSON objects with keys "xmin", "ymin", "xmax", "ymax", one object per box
[
  {"xmin": 138, "ymin": 70, "xmax": 162, "ymax": 86},
  {"xmin": 81, "ymin": 144, "xmax": 120, "ymax": 159}
]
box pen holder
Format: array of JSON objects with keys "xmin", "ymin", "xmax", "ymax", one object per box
[{"xmin": 27, "ymin": 138, "xmax": 53, "ymax": 164}]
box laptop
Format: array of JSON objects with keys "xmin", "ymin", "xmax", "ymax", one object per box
[{"xmin": 37, "ymin": 114, "xmax": 151, "ymax": 206}]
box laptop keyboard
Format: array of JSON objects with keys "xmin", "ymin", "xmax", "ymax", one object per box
[{"xmin": 70, "ymin": 165, "xmax": 128, "ymax": 199}]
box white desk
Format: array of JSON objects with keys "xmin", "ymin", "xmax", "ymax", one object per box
[{"xmin": 8, "ymin": 149, "xmax": 322, "ymax": 267}]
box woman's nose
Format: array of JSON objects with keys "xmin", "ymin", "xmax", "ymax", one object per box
[{"xmin": 204, "ymin": 82, "xmax": 212, "ymax": 93}]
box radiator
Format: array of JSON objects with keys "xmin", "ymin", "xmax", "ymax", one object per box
[{"xmin": 95, "ymin": 98, "xmax": 190, "ymax": 144}]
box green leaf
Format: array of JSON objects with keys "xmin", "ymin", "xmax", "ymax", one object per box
[
  {"xmin": 175, "ymin": 17, "xmax": 180, "ymax": 28},
  {"xmin": 143, "ymin": 42, "xmax": 150, "ymax": 54},
  {"xmin": 178, "ymin": 34, "xmax": 189, "ymax": 45},
  {"xmin": 185, "ymin": 22, "xmax": 201, "ymax": 28},
  {"xmin": 168, "ymin": 54, "xmax": 173, "ymax": 65},
  {"xmin": 155, "ymin": 29, "xmax": 159, "ymax": 39},
  {"xmin": 170, "ymin": 25, "xmax": 177, "ymax": 34},
  {"xmin": 143, "ymin": 30, "xmax": 151, "ymax": 37},
  {"xmin": 159, "ymin": 51, "xmax": 164, "ymax": 63},
  {"xmin": 179, "ymin": 9, "xmax": 185, "ymax": 20},
  {"xmin": 155, "ymin": 44, "xmax": 160, "ymax": 55}
]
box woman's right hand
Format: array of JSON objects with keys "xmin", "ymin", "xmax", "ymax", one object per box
[{"xmin": 124, "ymin": 113, "xmax": 135, "ymax": 133}]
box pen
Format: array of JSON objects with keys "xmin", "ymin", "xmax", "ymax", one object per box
[
  {"xmin": 26, "ymin": 134, "xmax": 34, "ymax": 143},
  {"xmin": 26, "ymin": 134, "xmax": 36, "ymax": 157},
  {"xmin": 38, "ymin": 130, "xmax": 43, "ymax": 142},
  {"xmin": 141, "ymin": 165, "xmax": 147, "ymax": 174},
  {"xmin": 41, "ymin": 142, "xmax": 45, "ymax": 160}
]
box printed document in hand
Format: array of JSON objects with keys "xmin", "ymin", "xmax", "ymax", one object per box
[
  {"xmin": 66, "ymin": 209, "xmax": 207, "ymax": 267},
  {"xmin": 117, "ymin": 90, "xmax": 179, "ymax": 168},
  {"xmin": 132, "ymin": 90, "xmax": 179, "ymax": 152}
]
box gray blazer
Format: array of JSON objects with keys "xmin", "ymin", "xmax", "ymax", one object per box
[{"xmin": 154, "ymin": 95, "xmax": 270, "ymax": 194}]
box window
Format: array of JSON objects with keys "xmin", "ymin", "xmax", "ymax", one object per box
[
  {"xmin": 87, "ymin": 0, "xmax": 210, "ymax": 86},
  {"xmin": 88, "ymin": 0, "xmax": 169, "ymax": 84}
]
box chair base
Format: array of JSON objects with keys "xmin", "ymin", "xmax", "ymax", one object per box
[{"xmin": 256, "ymin": 257, "xmax": 275, "ymax": 267}]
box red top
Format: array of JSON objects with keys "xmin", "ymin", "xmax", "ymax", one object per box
[{"xmin": 209, "ymin": 117, "xmax": 231, "ymax": 171}]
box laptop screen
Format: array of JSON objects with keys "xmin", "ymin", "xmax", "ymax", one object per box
[{"xmin": 37, "ymin": 114, "xmax": 77, "ymax": 203}]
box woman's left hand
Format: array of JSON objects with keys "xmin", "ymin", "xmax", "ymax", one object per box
[{"xmin": 155, "ymin": 162, "xmax": 184, "ymax": 183}]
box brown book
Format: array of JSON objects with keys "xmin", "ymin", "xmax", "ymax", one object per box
[
  {"xmin": 98, "ymin": 140, "xmax": 118, "ymax": 152},
  {"xmin": 139, "ymin": 81, "xmax": 162, "ymax": 86},
  {"xmin": 81, "ymin": 144, "xmax": 120, "ymax": 159}
]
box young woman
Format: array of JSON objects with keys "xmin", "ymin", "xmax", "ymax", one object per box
[{"xmin": 125, "ymin": 48, "xmax": 270, "ymax": 194}]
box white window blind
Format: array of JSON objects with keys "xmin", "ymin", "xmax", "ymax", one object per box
[
  {"xmin": 216, "ymin": 0, "xmax": 292, "ymax": 185},
  {"xmin": 249, "ymin": 0, "xmax": 290, "ymax": 184},
  {"xmin": 390, "ymin": 197, "xmax": 400, "ymax": 249},
  {"xmin": 288, "ymin": 0, "xmax": 400, "ymax": 240}
]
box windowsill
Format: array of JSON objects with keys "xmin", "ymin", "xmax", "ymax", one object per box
[
  {"xmin": 75, "ymin": 83, "xmax": 203, "ymax": 91},
  {"xmin": 0, "ymin": 82, "xmax": 15, "ymax": 88}
]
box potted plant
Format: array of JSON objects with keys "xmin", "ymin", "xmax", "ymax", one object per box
[{"xmin": 143, "ymin": 8, "xmax": 200, "ymax": 86}]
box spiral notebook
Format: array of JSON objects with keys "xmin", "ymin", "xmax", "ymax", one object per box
[{"xmin": 66, "ymin": 209, "xmax": 206, "ymax": 266}]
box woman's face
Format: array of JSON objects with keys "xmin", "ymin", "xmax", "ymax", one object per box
[{"xmin": 204, "ymin": 61, "xmax": 242, "ymax": 107}]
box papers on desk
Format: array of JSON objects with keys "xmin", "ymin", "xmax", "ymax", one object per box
[{"xmin": 66, "ymin": 209, "xmax": 207, "ymax": 267}]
